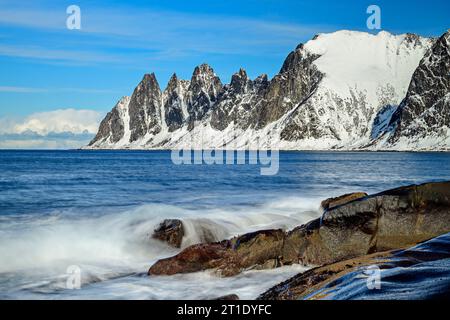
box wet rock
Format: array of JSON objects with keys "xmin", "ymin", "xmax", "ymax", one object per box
[
  {"xmin": 148, "ymin": 182, "xmax": 450, "ymax": 277},
  {"xmin": 258, "ymin": 232, "xmax": 450, "ymax": 300},
  {"xmin": 152, "ymin": 219, "xmax": 185, "ymax": 248},
  {"xmin": 148, "ymin": 241, "xmax": 230, "ymax": 275},
  {"xmin": 148, "ymin": 229, "xmax": 285, "ymax": 276},
  {"xmin": 320, "ymin": 192, "xmax": 368, "ymax": 211},
  {"xmin": 287, "ymin": 181, "xmax": 450, "ymax": 266},
  {"xmin": 213, "ymin": 294, "xmax": 240, "ymax": 300}
]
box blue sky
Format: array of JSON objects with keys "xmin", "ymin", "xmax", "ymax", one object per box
[{"xmin": 0, "ymin": 0, "xmax": 449, "ymax": 148}]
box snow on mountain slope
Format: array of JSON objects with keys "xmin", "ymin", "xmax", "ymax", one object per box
[
  {"xmin": 369, "ymin": 30, "xmax": 450, "ymax": 151},
  {"xmin": 278, "ymin": 30, "xmax": 434, "ymax": 149},
  {"xmin": 87, "ymin": 30, "xmax": 444, "ymax": 151},
  {"xmin": 90, "ymin": 96, "xmax": 130, "ymax": 146}
]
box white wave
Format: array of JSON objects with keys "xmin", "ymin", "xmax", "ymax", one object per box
[{"xmin": 0, "ymin": 196, "xmax": 322, "ymax": 298}]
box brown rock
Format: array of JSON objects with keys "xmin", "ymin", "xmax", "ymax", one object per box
[
  {"xmin": 320, "ymin": 192, "xmax": 368, "ymax": 211},
  {"xmin": 148, "ymin": 182, "xmax": 450, "ymax": 277},
  {"xmin": 148, "ymin": 229, "xmax": 285, "ymax": 276},
  {"xmin": 152, "ymin": 219, "xmax": 184, "ymax": 248},
  {"xmin": 258, "ymin": 232, "xmax": 450, "ymax": 300},
  {"xmin": 148, "ymin": 241, "xmax": 230, "ymax": 275},
  {"xmin": 289, "ymin": 181, "xmax": 450, "ymax": 266},
  {"xmin": 213, "ymin": 294, "xmax": 240, "ymax": 300}
]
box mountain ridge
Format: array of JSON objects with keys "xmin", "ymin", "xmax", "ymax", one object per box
[{"xmin": 88, "ymin": 29, "xmax": 449, "ymax": 151}]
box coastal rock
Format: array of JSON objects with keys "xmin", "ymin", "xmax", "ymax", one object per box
[
  {"xmin": 285, "ymin": 181, "xmax": 450, "ymax": 266},
  {"xmin": 152, "ymin": 219, "xmax": 185, "ymax": 248},
  {"xmin": 258, "ymin": 232, "xmax": 450, "ymax": 300},
  {"xmin": 148, "ymin": 229, "xmax": 285, "ymax": 276},
  {"xmin": 148, "ymin": 241, "xmax": 231, "ymax": 275},
  {"xmin": 213, "ymin": 294, "xmax": 240, "ymax": 300},
  {"xmin": 148, "ymin": 181, "xmax": 450, "ymax": 276},
  {"xmin": 320, "ymin": 192, "xmax": 368, "ymax": 210}
]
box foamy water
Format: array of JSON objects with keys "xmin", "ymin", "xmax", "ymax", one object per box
[
  {"xmin": 0, "ymin": 198, "xmax": 319, "ymax": 299},
  {"xmin": 1, "ymin": 150, "xmax": 449, "ymax": 299}
]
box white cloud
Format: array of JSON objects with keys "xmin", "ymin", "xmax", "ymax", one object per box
[
  {"xmin": 0, "ymin": 138, "xmax": 92, "ymax": 150},
  {"xmin": 12, "ymin": 109, "xmax": 102, "ymax": 135},
  {"xmin": 0, "ymin": 109, "xmax": 103, "ymax": 149}
]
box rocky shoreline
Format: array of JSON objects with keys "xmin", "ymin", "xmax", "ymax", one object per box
[
  {"xmin": 148, "ymin": 181, "xmax": 450, "ymax": 299},
  {"xmin": 258, "ymin": 232, "xmax": 450, "ymax": 299}
]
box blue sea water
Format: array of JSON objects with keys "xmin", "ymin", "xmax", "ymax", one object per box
[{"xmin": 0, "ymin": 150, "xmax": 449, "ymax": 299}]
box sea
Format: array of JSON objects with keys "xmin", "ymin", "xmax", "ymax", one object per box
[{"xmin": 0, "ymin": 150, "xmax": 449, "ymax": 299}]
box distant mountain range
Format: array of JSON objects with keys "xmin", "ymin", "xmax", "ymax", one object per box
[{"xmin": 87, "ymin": 29, "xmax": 450, "ymax": 151}]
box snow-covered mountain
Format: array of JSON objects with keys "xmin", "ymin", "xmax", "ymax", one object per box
[
  {"xmin": 369, "ymin": 30, "xmax": 450, "ymax": 150},
  {"xmin": 87, "ymin": 30, "xmax": 449, "ymax": 151}
]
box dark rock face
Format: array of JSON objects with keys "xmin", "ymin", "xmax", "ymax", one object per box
[
  {"xmin": 90, "ymin": 39, "xmax": 324, "ymax": 146},
  {"xmin": 89, "ymin": 30, "xmax": 448, "ymax": 151},
  {"xmin": 90, "ymin": 106, "xmax": 123, "ymax": 145},
  {"xmin": 129, "ymin": 73, "xmax": 162, "ymax": 142},
  {"xmin": 210, "ymin": 68, "xmax": 261, "ymax": 131},
  {"xmin": 230, "ymin": 68, "xmax": 252, "ymax": 95},
  {"xmin": 258, "ymin": 232, "xmax": 450, "ymax": 300},
  {"xmin": 256, "ymin": 50, "xmax": 323, "ymax": 129},
  {"xmin": 387, "ymin": 30, "xmax": 450, "ymax": 145},
  {"xmin": 152, "ymin": 219, "xmax": 185, "ymax": 248},
  {"xmin": 320, "ymin": 192, "xmax": 368, "ymax": 211},
  {"xmin": 148, "ymin": 181, "xmax": 450, "ymax": 277},
  {"xmin": 163, "ymin": 74, "xmax": 189, "ymax": 132},
  {"xmin": 89, "ymin": 30, "xmax": 444, "ymax": 150},
  {"xmin": 209, "ymin": 47, "xmax": 323, "ymax": 133},
  {"xmin": 186, "ymin": 64, "xmax": 223, "ymax": 129},
  {"xmin": 88, "ymin": 97, "xmax": 129, "ymax": 145}
]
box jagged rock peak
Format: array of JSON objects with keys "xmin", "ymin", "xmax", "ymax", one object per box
[
  {"xmin": 192, "ymin": 63, "xmax": 216, "ymax": 78},
  {"xmin": 295, "ymin": 43, "xmax": 305, "ymax": 50},
  {"xmin": 402, "ymin": 32, "xmax": 434, "ymax": 48},
  {"xmin": 165, "ymin": 73, "xmax": 179, "ymax": 92},
  {"xmin": 169, "ymin": 72, "xmax": 178, "ymax": 82},
  {"xmin": 230, "ymin": 68, "xmax": 251, "ymax": 93},
  {"xmin": 254, "ymin": 73, "xmax": 268, "ymax": 83},
  {"xmin": 237, "ymin": 67, "xmax": 247, "ymax": 76},
  {"xmin": 252, "ymin": 73, "xmax": 269, "ymax": 92},
  {"xmin": 138, "ymin": 72, "xmax": 161, "ymax": 91},
  {"xmin": 404, "ymin": 32, "xmax": 421, "ymax": 42},
  {"xmin": 231, "ymin": 68, "xmax": 248, "ymax": 81},
  {"xmin": 279, "ymin": 43, "xmax": 318, "ymax": 74},
  {"xmin": 190, "ymin": 63, "xmax": 222, "ymax": 91},
  {"xmin": 189, "ymin": 63, "xmax": 223, "ymax": 96},
  {"xmin": 87, "ymin": 29, "xmax": 443, "ymax": 151},
  {"xmin": 143, "ymin": 72, "xmax": 157, "ymax": 82}
]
